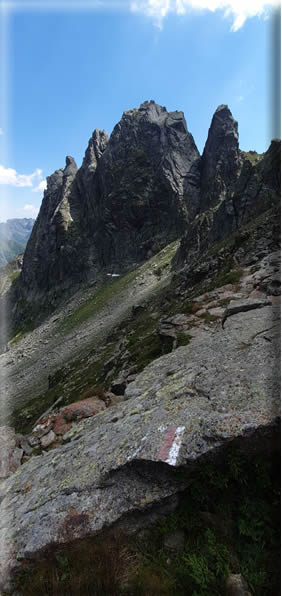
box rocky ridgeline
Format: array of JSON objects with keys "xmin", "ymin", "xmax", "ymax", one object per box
[
  {"xmin": 12, "ymin": 101, "xmax": 200, "ymax": 326},
  {"xmin": 10, "ymin": 101, "xmax": 280, "ymax": 332}
]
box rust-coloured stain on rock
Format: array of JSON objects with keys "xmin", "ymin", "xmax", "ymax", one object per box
[{"xmin": 59, "ymin": 508, "xmax": 90, "ymax": 541}]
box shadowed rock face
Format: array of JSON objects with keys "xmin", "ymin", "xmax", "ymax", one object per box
[
  {"xmin": 19, "ymin": 157, "xmax": 83, "ymax": 300},
  {"xmin": 200, "ymin": 104, "xmax": 241, "ymax": 211},
  {"xmin": 10, "ymin": 102, "xmax": 280, "ymax": 328},
  {"xmin": 91, "ymin": 101, "xmax": 200, "ymax": 268},
  {"xmin": 174, "ymin": 138, "xmax": 281, "ymax": 269},
  {"xmin": 15, "ymin": 101, "xmax": 200, "ymax": 318}
]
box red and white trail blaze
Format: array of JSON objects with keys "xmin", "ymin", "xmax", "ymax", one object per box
[{"xmin": 157, "ymin": 426, "xmax": 185, "ymax": 466}]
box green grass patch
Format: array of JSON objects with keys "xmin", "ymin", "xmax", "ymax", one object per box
[
  {"xmin": 242, "ymin": 150, "xmax": 263, "ymax": 166},
  {"xmin": 9, "ymin": 270, "xmax": 20, "ymax": 282},
  {"xmin": 58, "ymin": 271, "xmax": 138, "ymax": 334},
  {"xmin": 176, "ymin": 331, "xmax": 192, "ymax": 346},
  {"xmin": 12, "ymin": 341, "xmax": 117, "ymax": 434},
  {"xmin": 199, "ymin": 312, "xmax": 220, "ymax": 323},
  {"xmin": 8, "ymin": 330, "xmax": 24, "ymax": 345},
  {"xmin": 11, "ymin": 386, "xmax": 61, "ymax": 434},
  {"xmin": 58, "ymin": 240, "xmax": 179, "ymax": 336}
]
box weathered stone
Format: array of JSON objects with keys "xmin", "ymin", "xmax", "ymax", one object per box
[
  {"xmin": 12, "ymin": 101, "xmax": 200, "ymax": 328},
  {"xmin": 0, "ymin": 304, "xmax": 279, "ymax": 589},
  {"xmin": 222, "ymin": 297, "xmax": 272, "ymax": 328},
  {"xmin": 110, "ymin": 377, "xmax": 127, "ymax": 395},
  {"xmin": 174, "ymin": 136, "xmax": 280, "ymax": 271},
  {"xmin": 15, "ymin": 434, "xmax": 33, "ymax": 456},
  {"xmin": 200, "ymin": 104, "xmax": 240, "ymax": 211},
  {"xmin": 226, "ymin": 573, "xmax": 252, "ymax": 595},
  {"xmin": 60, "ymin": 397, "xmax": 106, "ymax": 422},
  {"xmin": 40, "ymin": 430, "xmax": 56, "ymax": 448},
  {"xmin": 52, "ymin": 415, "xmax": 72, "ymax": 436},
  {"xmin": 0, "ymin": 427, "xmax": 23, "ymax": 479}
]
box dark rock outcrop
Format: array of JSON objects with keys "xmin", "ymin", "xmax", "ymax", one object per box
[
  {"xmin": 5, "ymin": 101, "xmax": 280, "ymax": 346},
  {"xmin": 13, "ymin": 101, "xmax": 200, "ymax": 325},
  {"xmin": 89, "ymin": 101, "xmax": 200, "ymax": 269},
  {"xmin": 200, "ymin": 104, "xmax": 241, "ymax": 211},
  {"xmin": 174, "ymin": 137, "xmax": 281, "ymax": 270}
]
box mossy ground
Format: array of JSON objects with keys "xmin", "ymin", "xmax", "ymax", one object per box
[
  {"xmin": 57, "ymin": 240, "xmax": 179, "ymax": 335},
  {"xmin": 11, "ymin": 341, "xmax": 116, "ymax": 434},
  {"xmin": 12, "ymin": 241, "xmax": 179, "ymax": 433},
  {"xmin": 10, "ymin": 245, "xmax": 242, "ymax": 435},
  {"xmin": 242, "ymin": 151, "xmax": 263, "ymax": 166},
  {"xmin": 16, "ymin": 448, "xmax": 280, "ymax": 596}
]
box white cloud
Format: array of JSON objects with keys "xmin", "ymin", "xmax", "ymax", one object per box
[
  {"xmin": 22, "ymin": 204, "xmax": 39, "ymax": 218},
  {"xmin": 0, "ymin": 165, "xmax": 42, "ymax": 187},
  {"xmin": 32, "ymin": 179, "xmax": 47, "ymax": 193},
  {"xmin": 0, "ymin": 128, "xmax": 4, "ymax": 136},
  {"xmin": 130, "ymin": 0, "xmax": 280, "ymax": 31}
]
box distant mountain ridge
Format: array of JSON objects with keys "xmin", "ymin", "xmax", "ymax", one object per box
[{"xmin": 0, "ymin": 218, "xmax": 34, "ymax": 267}]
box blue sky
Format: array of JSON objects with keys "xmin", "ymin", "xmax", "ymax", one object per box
[{"xmin": 0, "ymin": 0, "xmax": 280, "ymax": 222}]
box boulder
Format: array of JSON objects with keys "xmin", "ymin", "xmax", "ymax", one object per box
[
  {"xmin": 60, "ymin": 397, "xmax": 106, "ymax": 422},
  {"xmin": 52, "ymin": 415, "xmax": 72, "ymax": 436},
  {"xmin": 0, "ymin": 427, "xmax": 23, "ymax": 480},
  {"xmin": 40, "ymin": 430, "xmax": 56, "ymax": 449},
  {"xmin": 0, "ymin": 302, "xmax": 279, "ymax": 590}
]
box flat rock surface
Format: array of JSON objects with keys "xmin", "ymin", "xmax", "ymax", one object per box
[{"xmin": 0, "ymin": 303, "xmax": 280, "ymax": 589}]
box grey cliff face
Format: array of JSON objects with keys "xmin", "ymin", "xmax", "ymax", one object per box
[
  {"xmin": 174, "ymin": 119, "xmax": 280, "ymax": 270},
  {"xmin": 15, "ymin": 101, "xmax": 200, "ymax": 322},
  {"xmin": 19, "ymin": 157, "xmax": 81, "ymax": 305},
  {"xmin": 92, "ymin": 100, "xmax": 200, "ymax": 268},
  {"xmin": 10, "ymin": 101, "xmax": 281, "ymax": 332},
  {"xmin": 200, "ymin": 104, "xmax": 241, "ymax": 210},
  {"xmin": 76, "ymin": 129, "xmax": 109, "ymax": 196}
]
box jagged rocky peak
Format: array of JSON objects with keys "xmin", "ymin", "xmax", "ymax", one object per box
[
  {"xmin": 103, "ymin": 99, "xmax": 200, "ymax": 196},
  {"xmin": 13, "ymin": 100, "xmax": 202, "ymax": 324},
  {"xmin": 44, "ymin": 156, "xmax": 77, "ymax": 199},
  {"xmin": 173, "ymin": 135, "xmax": 281, "ymax": 271},
  {"xmin": 90, "ymin": 100, "xmax": 201, "ymax": 269},
  {"xmin": 64, "ymin": 155, "xmax": 78, "ymax": 177},
  {"xmin": 81, "ymin": 129, "xmax": 109, "ymax": 173},
  {"xmin": 202, "ymin": 104, "xmax": 240, "ymax": 171},
  {"xmin": 200, "ymin": 104, "xmax": 240, "ymax": 209}
]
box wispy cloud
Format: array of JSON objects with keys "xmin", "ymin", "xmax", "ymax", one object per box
[
  {"xmin": 0, "ymin": 165, "xmax": 42, "ymax": 187},
  {"xmin": 22, "ymin": 204, "xmax": 39, "ymax": 218},
  {"xmin": 130, "ymin": 0, "xmax": 280, "ymax": 31},
  {"xmin": 32, "ymin": 179, "xmax": 47, "ymax": 193},
  {"xmin": 0, "ymin": 128, "xmax": 4, "ymax": 136},
  {"xmin": 234, "ymin": 95, "xmax": 244, "ymax": 103}
]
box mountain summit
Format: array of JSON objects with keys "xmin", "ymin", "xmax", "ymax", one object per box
[
  {"xmin": 16, "ymin": 101, "xmax": 200, "ymax": 315},
  {"xmin": 10, "ymin": 101, "xmax": 280, "ymax": 329}
]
